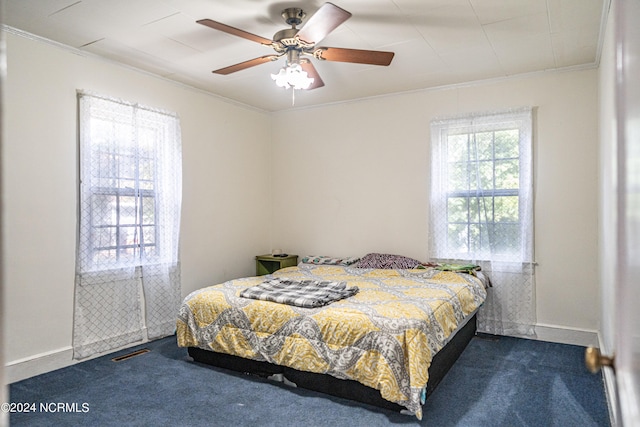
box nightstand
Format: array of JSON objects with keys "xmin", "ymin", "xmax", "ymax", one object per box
[{"xmin": 255, "ymin": 254, "xmax": 298, "ymax": 276}]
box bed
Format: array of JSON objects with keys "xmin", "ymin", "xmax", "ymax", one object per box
[{"xmin": 176, "ymin": 258, "xmax": 487, "ymax": 419}]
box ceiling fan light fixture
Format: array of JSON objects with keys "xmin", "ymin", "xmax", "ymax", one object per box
[{"xmin": 271, "ymin": 62, "xmax": 314, "ymax": 90}]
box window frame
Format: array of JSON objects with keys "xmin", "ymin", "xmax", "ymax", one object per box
[
  {"xmin": 77, "ymin": 92, "xmax": 181, "ymax": 273},
  {"xmin": 429, "ymin": 108, "xmax": 533, "ymax": 263}
]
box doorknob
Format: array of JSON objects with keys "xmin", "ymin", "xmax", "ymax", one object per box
[{"xmin": 585, "ymin": 347, "xmax": 615, "ymax": 373}]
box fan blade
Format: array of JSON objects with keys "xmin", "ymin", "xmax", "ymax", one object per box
[
  {"xmin": 213, "ymin": 55, "xmax": 279, "ymax": 75},
  {"xmin": 197, "ymin": 19, "xmax": 273, "ymax": 45},
  {"xmin": 315, "ymin": 47, "xmax": 394, "ymax": 66},
  {"xmin": 296, "ymin": 3, "xmax": 352, "ymax": 44},
  {"xmin": 299, "ymin": 61, "xmax": 325, "ymax": 90}
]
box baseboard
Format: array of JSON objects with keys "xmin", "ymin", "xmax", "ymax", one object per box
[
  {"xmin": 6, "ymin": 338, "xmax": 150, "ymax": 384},
  {"xmin": 532, "ymin": 323, "xmax": 599, "ymax": 347},
  {"xmin": 6, "ymin": 346, "xmax": 78, "ymax": 384}
]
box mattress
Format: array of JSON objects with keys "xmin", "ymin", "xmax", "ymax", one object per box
[{"xmin": 177, "ymin": 264, "xmax": 487, "ymax": 419}]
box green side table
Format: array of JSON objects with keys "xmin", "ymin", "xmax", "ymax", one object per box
[{"xmin": 255, "ymin": 254, "xmax": 298, "ymax": 276}]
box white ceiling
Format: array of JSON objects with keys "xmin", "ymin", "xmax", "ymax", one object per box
[{"xmin": 5, "ymin": 0, "xmax": 608, "ymax": 112}]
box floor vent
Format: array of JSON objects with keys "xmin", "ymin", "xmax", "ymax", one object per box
[{"xmin": 111, "ymin": 348, "xmax": 150, "ymax": 362}]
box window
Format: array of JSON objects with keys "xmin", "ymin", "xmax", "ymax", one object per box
[
  {"xmin": 430, "ymin": 108, "xmax": 533, "ymax": 263},
  {"xmin": 78, "ymin": 93, "xmax": 182, "ymax": 271}
]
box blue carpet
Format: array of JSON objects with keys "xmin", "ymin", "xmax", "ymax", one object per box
[{"xmin": 9, "ymin": 335, "xmax": 610, "ymax": 426}]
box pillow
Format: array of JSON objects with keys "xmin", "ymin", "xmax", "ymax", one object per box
[
  {"xmin": 353, "ymin": 253, "xmax": 424, "ymax": 269},
  {"xmin": 301, "ymin": 255, "xmax": 361, "ymax": 266}
]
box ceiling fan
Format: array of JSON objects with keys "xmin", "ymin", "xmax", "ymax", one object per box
[{"xmin": 197, "ymin": 2, "xmax": 395, "ymax": 91}]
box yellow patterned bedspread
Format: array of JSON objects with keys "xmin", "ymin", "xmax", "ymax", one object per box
[{"xmin": 177, "ymin": 264, "xmax": 486, "ymax": 419}]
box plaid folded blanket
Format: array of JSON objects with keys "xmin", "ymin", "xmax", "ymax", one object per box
[{"xmin": 240, "ymin": 278, "xmax": 359, "ymax": 308}]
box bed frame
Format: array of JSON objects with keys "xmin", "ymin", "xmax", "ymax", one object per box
[{"xmin": 188, "ymin": 313, "xmax": 477, "ymax": 413}]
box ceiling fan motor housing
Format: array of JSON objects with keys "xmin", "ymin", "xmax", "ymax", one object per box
[
  {"xmin": 272, "ymin": 26, "xmax": 315, "ymax": 56},
  {"xmin": 273, "ymin": 28, "xmax": 298, "ymax": 45},
  {"xmin": 273, "ymin": 8, "xmax": 313, "ymax": 54}
]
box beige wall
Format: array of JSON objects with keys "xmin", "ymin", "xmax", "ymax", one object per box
[
  {"xmin": 4, "ymin": 32, "xmax": 272, "ymax": 364},
  {"xmin": 272, "ymin": 69, "xmax": 600, "ymax": 334},
  {"xmin": 4, "ymin": 27, "xmax": 602, "ymax": 372}
]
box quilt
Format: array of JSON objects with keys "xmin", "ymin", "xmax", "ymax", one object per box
[{"xmin": 176, "ymin": 264, "xmax": 487, "ymax": 419}]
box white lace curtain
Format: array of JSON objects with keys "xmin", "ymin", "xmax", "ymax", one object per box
[
  {"xmin": 73, "ymin": 91, "xmax": 182, "ymax": 359},
  {"xmin": 429, "ymin": 107, "xmax": 535, "ymax": 336}
]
